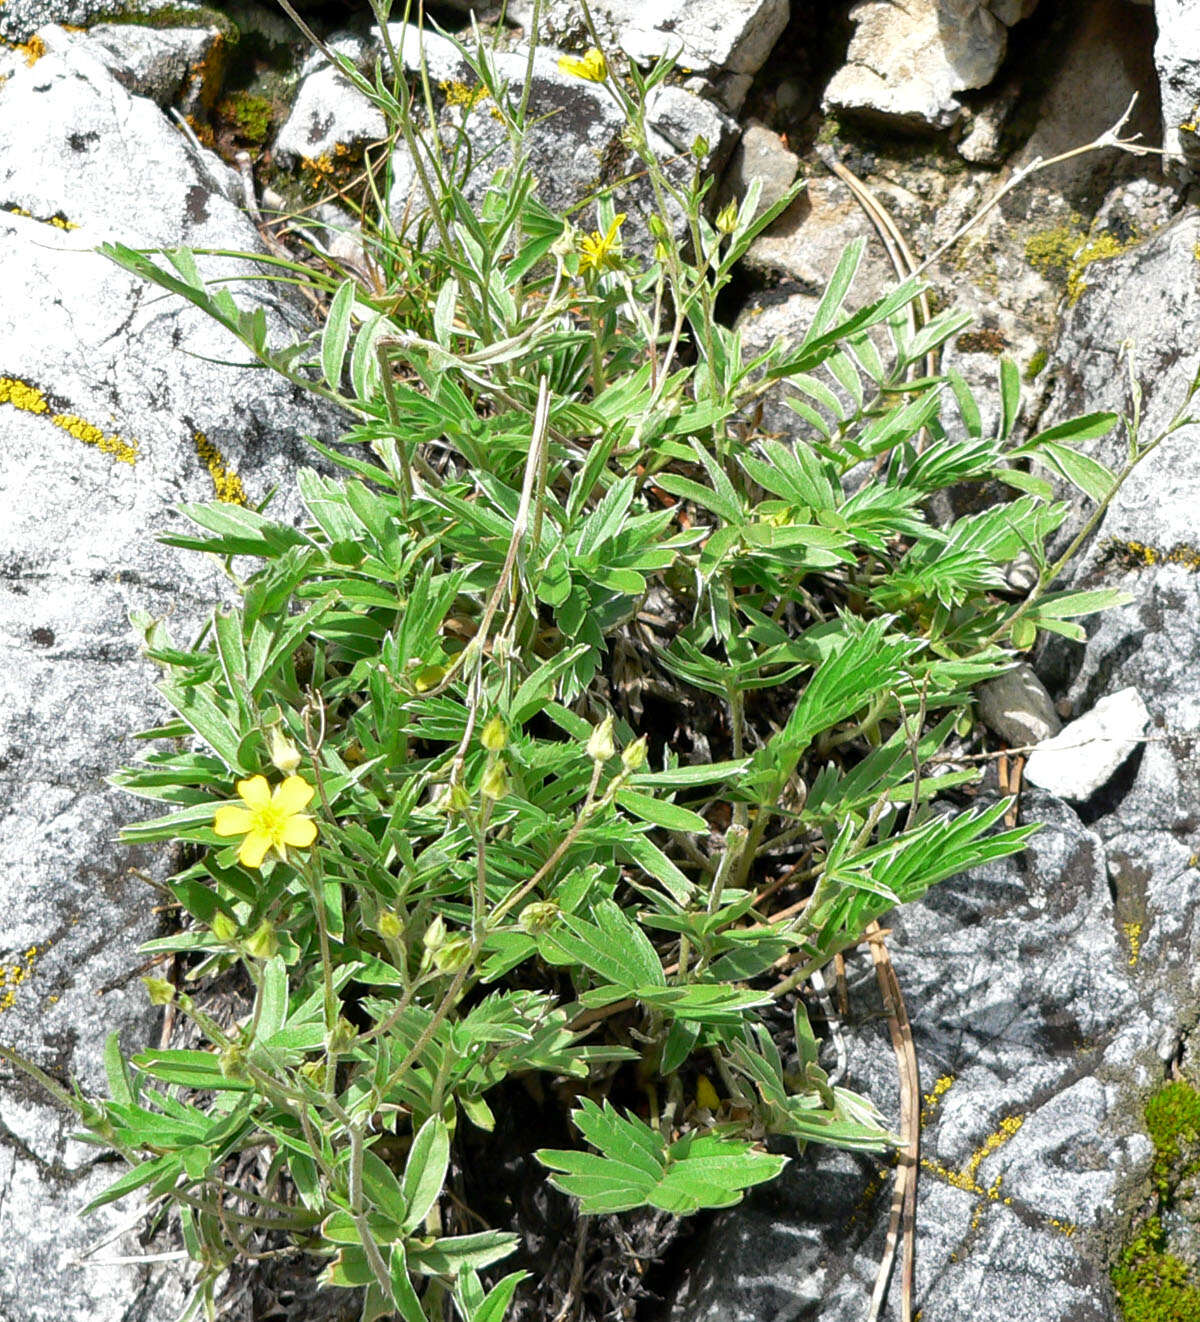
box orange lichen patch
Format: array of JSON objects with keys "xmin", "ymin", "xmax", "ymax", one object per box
[
  {"xmin": 193, "ymin": 430, "xmax": 246, "ymax": 505},
  {"xmin": 0, "ymin": 375, "xmax": 139, "ymax": 465}
]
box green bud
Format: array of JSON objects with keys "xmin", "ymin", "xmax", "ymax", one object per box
[
  {"xmin": 433, "ymin": 936, "xmax": 472, "ymax": 972},
  {"xmin": 480, "ymin": 759, "xmax": 510, "ymax": 800},
  {"xmin": 481, "ymin": 714, "xmax": 507, "ymax": 752},
  {"xmin": 211, "ymin": 911, "xmax": 238, "ymax": 943},
  {"xmin": 715, "ymin": 199, "xmax": 739, "ymax": 234},
  {"xmin": 423, "ymin": 915, "xmax": 447, "ymax": 951},
  {"xmin": 518, "ymin": 901, "xmax": 560, "ymax": 934},
  {"xmin": 621, "ymin": 735, "xmax": 649, "ymax": 773},
  {"xmin": 691, "ymin": 133, "xmax": 710, "ymax": 160},
  {"xmin": 244, "ymin": 920, "xmax": 278, "ymax": 961},
  {"xmin": 587, "ymin": 713, "xmax": 615, "ymax": 763},
  {"xmin": 377, "ymin": 909, "xmax": 403, "ymax": 941},
  {"xmin": 647, "ymin": 215, "xmax": 669, "ymax": 242},
  {"xmin": 219, "ymin": 1044, "xmax": 248, "ymax": 1080},
  {"xmin": 268, "ymin": 724, "xmax": 303, "ymax": 775},
  {"xmin": 143, "ymin": 977, "xmax": 176, "ymax": 1006},
  {"xmin": 328, "ymin": 1017, "xmax": 357, "ymax": 1053}
]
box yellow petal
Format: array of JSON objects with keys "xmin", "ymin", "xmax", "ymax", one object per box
[
  {"xmin": 236, "ymin": 775, "xmax": 271, "ymax": 810},
  {"xmin": 238, "ymin": 830, "xmax": 273, "ymax": 869},
  {"xmin": 213, "ymin": 805, "xmax": 254, "ymax": 837},
  {"xmin": 273, "ymin": 775, "xmax": 315, "ymax": 815},
  {"xmin": 280, "ymin": 815, "xmax": 317, "ymax": 848}
]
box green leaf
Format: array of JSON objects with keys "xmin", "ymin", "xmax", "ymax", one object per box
[
  {"xmin": 401, "ymin": 1115, "xmax": 449, "ymax": 1232},
  {"xmin": 536, "ymin": 1100, "xmax": 786, "ymax": 1214},
  {"xmin": 407, "ymin": 1230, "xmax": 518, "ymax": 1276},
  {"xmin": 615, "ymin": 789, "xmax": 708, "ymax": 833},
  {"xmin": 541, "ymin": 899, "xmax": 665, "ymax": 991}
]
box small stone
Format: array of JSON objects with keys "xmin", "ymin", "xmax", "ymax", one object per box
[
  {"xmin": 1025, "ymin": 687, "xmax": 1151, "ymax": 801},
  {"xmin": 977, "ymin": 663, "xmax": 1061, "ymax": 747},
  {"xmin": 273, "ymin": 39, "xmax": 385, "ymax": 165},
  {"xmin": 723, "ymin": 120, "xmax": 800, "ymax": 221}
]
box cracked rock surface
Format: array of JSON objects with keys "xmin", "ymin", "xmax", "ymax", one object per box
[{"xmin": 0, "ymin": 28, "xmax": 346, "ymax": 1320}]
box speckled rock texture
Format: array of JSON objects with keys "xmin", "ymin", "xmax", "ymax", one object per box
[
  {"xmin": 1154, "ymin": 0, "xmax": 1200, "ymax": 174},
  {"xmin": 0, "ymin": 27, "xmax": 346, "ymax": 1321},
  {"xmin": 824, "ymin": 0, "xmax": 1038, "ymax": 131}
]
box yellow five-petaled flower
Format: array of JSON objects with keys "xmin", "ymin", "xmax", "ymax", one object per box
[
  {"xmin": 213, "ymin": 774, "xmax": 318, "ymax": 869},
  {"xmin": 579, "ymin": 213, "xmax": 626, "ymax": 275},
  {"xmin": 558, "ymin": 47, "xmax": 607, "ymax": 82}
]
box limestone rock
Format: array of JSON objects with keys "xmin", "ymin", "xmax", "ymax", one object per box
[
  {"xmin": 722, "ymin": 120, "xmax": 800, "ymax": 221},
  {"xmin": 0, "ymin": 28, "xmax": 346, "ymax": 1320},
  {"xmin": 0, "ymin": 0, "xmax": 205, "ymax": 43},
  {"xmin": 977, "ymin": 661, "xmax": 1062, "ymax": 747},
  {"xmin": 507, "ymin": 0, "xmax": 789, "ymax": 81},
  {"xmin": 81, "ymin": 22, "xmax": 222, "ymax": 110},
  {"xmin": 672, "ymin": 792, "xmax": 1161, "ymax": 1320},
  {"xmin": 824, "ymin": 0, "xmax": 1035, "ymax": 131},
  {"xmin": 273, "ymin": 36, "xmax": 387, "ymax": 165},
  {"xmin": 1154, "ymin": 0, "xmax": 1200, "ymax": 173},
  {"xmin": 1025, "ymin": 688, "xmax": 1151, "ymax": 801}
]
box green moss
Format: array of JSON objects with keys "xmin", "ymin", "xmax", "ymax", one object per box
[
  {"xmin": 1146, "ymin": 1079, "xmax": 1200, "ymax": 1199},
  {"xmin": 1024, "ymin": 218, "xmax": 1141, "ymax": 306},
  {"xmin": 86, "ymin": 4, "xmax": 239, "ymax": 41},
  {"xmin": 1112, "ymin": 1217, "xmax": 1200, "ymax": 1322},
  {"xmin": 1024, "ymin": 348, "xmax": 1048, "ymax": 383},
  {"xmin": 218, "ymin": 91, "xmax": 274, "ymax": 144}
]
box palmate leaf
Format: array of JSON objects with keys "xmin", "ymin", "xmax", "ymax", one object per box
[{"xmin": 536, "ymin": 1100, "xmax": 786, "ymax": 1214}]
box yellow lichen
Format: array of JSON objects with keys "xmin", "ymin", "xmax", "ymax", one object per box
[
  {"xmin": 1025, "ymin": 218, "xmax": 1142, "ymax": 306},
  {"xmin": 0, "ymin": 375, "xmax": 138, "ymax": 464},
  {"xmin": 193, "ymin": 430, "xmax": 246, "ymax": 505},
  {"xmin": 1123, "ymin": 921, "xmax": 1142, "ymax": 967},
  {"xmin": 0, "ymin": 944, "xmax": 40, "ymax": 1014},
  {"xmin": 1115, "ymin": 539, "xmax": 1200, "ymax": 572},
  {"xmin": 4, "ymin": 205, "xmax": 79, "ymax": 230},
  {"xmin": 17, "ymin": 33, "xmax": 46, "ymax": 66},
  {"xmin": 439, "ymin": 78, "xmax": 489, "ymax": 112},
  {"xmin": 921, "ymin": 1074, "xmax": 955, "ymax": 1127}
]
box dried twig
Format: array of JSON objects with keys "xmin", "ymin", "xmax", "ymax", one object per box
[{"xmin": 866, "ymin": 921, "xmax": 919, "ymax": 1322}]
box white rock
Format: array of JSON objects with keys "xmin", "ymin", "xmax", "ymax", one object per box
[
  {"xmin": 79, "ymin": 22, "xmax": 221, "ymax": 109},
  {"xmin": 507, "ymin": 0, "xmax": 789, "ymax": 79},
  {"xmin": 977, "ymin": 662, "xmax": 1061, "ymax": 747},
  {"xmin": 274, "ymin": 38, "xmax": 386, "ymax": 164},
  {"xmin": 1025, "ymin": 688, "xmax": 1151, "ymax": 801},
  {"xmin": 1154, "ymin": 0, "xmax": 1200, "ymax": 173},
  {"xmin": 824, "ymin": 0, "xmax": 1030, "ymax": 130}
]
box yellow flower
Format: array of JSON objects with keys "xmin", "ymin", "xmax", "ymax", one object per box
[
  {"xmin": 213, "ymin": 774, "xmax": 318, "ymax": 868},
  {"xmin": 558, "ymin": 47, "xmax": 607, "ymax": 82},
  {"xmin": 579, "ymin": 213, "xmax": 626, "ymax": 275}
]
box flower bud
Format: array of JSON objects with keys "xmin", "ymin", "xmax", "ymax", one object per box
[
  {"xmin": 647, "ymin": 215, "xmax": 669, "ymax": 243},
  {"xmin": 481, "ymin": 715, "xmax": 507, "ymax": 752},
  {"xmin": 587, "ymin": 714, "xmax": 615, "ymax": 763},
  {"xmin": 377, "ymin": 909, "xmax": 403, "ymax": 941},
  {"xmin": 244, "ymin": 920, "xmax": 278, "ymax": 961},
  {"xmin": 691, "ymin": 134, "xmax": 710, "ymax": 160},
  {"xmin": 219, "ymin": 1044, "xmax": 248, "ymax": 1080},
  {"xmin": 143, "ymin": 977, "xmax": 176, "ymax": 1006},
  {"xmin": 433, "ymin": 936, "xmax": 472, "ymax": 972},
  {"xmin": 211, "ymin": 911, "xmax": 238, "ymax": 943},
  {"xmin": 695, "ymin": 1075, "xmax": 720, "ymax": 1111},
  {"xmin": 268, "ymin": 724, "xmax": 303, "ymax": 775},
  {"xmin": 518, "ymin": 901, "xmax": 560, "ymax": 934},
  {"xmin": 480, "ymin": 759, "xmax": 510, "ymax": 800},
  {"xmin": 715, "ymin": 199, "xmax": 739, "ymax": 234},
  {"xmin": 328, "ymin": 1017, "xmax": 357, "ymax": 1053},
  {"xmin": 621, "ymin": 735, "xmax": 649, "ymax": 773},
  {"xmin": 423, "ymin": 915, "xmax": 446, "ymax": 951}
]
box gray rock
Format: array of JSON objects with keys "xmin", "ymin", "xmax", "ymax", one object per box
[
  {"xmin": 673, "ymin": 792, "xmax": 1164, "ymax": 1321},
  {"xmin": 824, "ymin": 0, "xmax": 1031, "ymax": 131},
  {"xmin": 1025, "ymin": 688, "xmax": 1151, "ymax": 801},
  {"xmin": 81, "ymin": 22, "xmax": 221, "ymax": 109},
  {"xmin": 723, "ymin": 120, "xmax": 801, "ymax": 221},
  {"xmin": 1154, "ymin": 0, "xmax": 1200, "ymax": 173},
  {"xmin": 0, "ymin": 27, "xmax": 346, "ymax": 1320},
  {"xmin": 377, "ymin": 27, "xmax": 737, "ymax": 241},
  {"xmin": 507, "ymin": 0, "xmax": 789, "ymax": 81},
  {"xmin": 0, "ymin": 0, "xmax": 206, "ymax": 43},
  {"xmin": 273, "ymin": 40, "xmax": 387, "ymax": 164},
  {"xmin": 977, "ymin": 662, "xmax": 1062, "ymax": 747}
]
